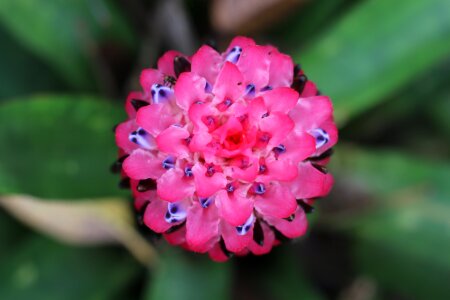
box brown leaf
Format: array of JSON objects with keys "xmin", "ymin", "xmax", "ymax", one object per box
[
  {"xmin": 0, "ymin": 195, "xmax": 157, "ymax": 266},
  {"xmin": 212, "ymin": 0, "xmax": 306, "ymax": 34}
]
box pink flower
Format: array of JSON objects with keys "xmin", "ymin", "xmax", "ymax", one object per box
[{"xmin": 114, "ymin": 37, "xmax": 337, "ymax": 261}]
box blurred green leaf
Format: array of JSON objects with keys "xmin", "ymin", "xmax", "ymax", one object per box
[
  {"xmin": 271, "ymin": 0, "xmax": 359, "ymax": 48},
  {"xmin": 0, "ymin": 208, "xmax": 29, "ymax": 255},
  {"xmin": 298, "ymin": 0, "xmax": 450, "ymax": 125},
  {"xmin": 0, "ymin": 235, "xmax": 141, "ymax": 300},
  {"xmin": 330, "ymin": 146, "xmax": 450, "ymax": 298},
  {"xmin": 145, "ymin": 247, "xmax": 231, "ymax": 300},
  {"xmin": 332, "ymin": 146, "xmax": 449, "ymax": 203},
  {"xmin": 0, "ymin": 27, "xmax": 65, "ymax": 100},
  {"xmin": 339, "ymin": 63, "xmax": 450, "ymax": 159},
  {"xmin": 426, "ymin": 89, "xmax": 450, "ymax": 139},
  {"xmin": 0, "ymin": 0, "xmax": 136, "ymax": 90},
  {"xmin": 0, "ymin": 95, "xmax": 126, "ymax": 199},
  {"xmin": 262, "ymin": 248, "xmax": 324, "ymax": 300}
]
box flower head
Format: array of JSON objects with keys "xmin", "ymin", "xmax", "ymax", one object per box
[{"xmin": 114, "ymin": 37, "xmax": 337, "ymax": 261}]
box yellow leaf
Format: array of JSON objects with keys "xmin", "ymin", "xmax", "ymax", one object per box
[{"xmin": 0, "ymin": 195, "xmax": 158, "ymax": 266}]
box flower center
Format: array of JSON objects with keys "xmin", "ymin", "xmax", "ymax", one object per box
[{"xmin": 224, "ymin": 132, "xmax": 243, "ymax": 150}]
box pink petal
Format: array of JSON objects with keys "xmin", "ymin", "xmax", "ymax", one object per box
[
  {"xmin": 125, "ymin": 91, "xmax": 146, "ymax": 118},
  {"xmin": 315, "ymin": 118, "xmax": 338, "ymax": 155},
  {"xmin": 225, "ymin": 36, "xmax": 256, "ymax": 53},
  {"xmin": 267, "ymin": 48, "xmax": 294, "ymax": 88},
  {"xmin": 157, "ymin": 50, "xmax": 184, "ymax": 77},
  {"xmin": 237, "ymin": 45, "xmax": 271, "ymax": 89},
  {"xmin": 136, "ymin": 103, "xmax": 177, "ymax": 137},
  {"xmin": 189, "ymin": 132, "xmax": 212, "ymax": 154},
  {"xmin": 123, "ymin": 149, "xmax": 164, "ymax": 180},
  {"xmin": 216, "ymin": 189, "xmax": 254, "ymax": 226},
  {"xmin": 289, "ymin": 162, "xmax": 334, "ymax": 199},
  {"xmin": 208, "ymin": 243, "xmax": 229, "ymax": 262},
  {"xmin": 254, "ymin": 183, "xmax": 297, "ymax": 218},
  {"xmin": 212, "ymin": 116, "xmax": 242, "ymax": 144},
  {"xmin": 188, "ymin": 102, "xmax": 217, "ymax": 133},
  {"xmin": 143, "ymin": 198, "xmax": 172, "ymax": 233},
  {"xmin": 290, "ymin": 96, "xmax": 333, "ymax": 131},
  {"xmin": 262, "ymin": 87, "xmax": 299, "ymax": 114},
  {"xmin": 235, "ymin": 248, "xmax": 250, "ymax": 256},
  {"xmin": 259, "ymin": 112, "xmax": 294, "ymax": 148},
  {"xmin": 282, "ymin": 131, "xmax": 316, "ymax": 163},
  {"xmin": 192, "ymin": 163, "xmax": 227, "ymax": 198},
  {"xmin": 131, "ymin": 181, "xmax": 155, "ymax": 209},
  {"xmin": 248, "ymin": 221, "xmax": 276, "ymax": 255},
  {"xmin": 221, "ymin": 220, "xmax": 253, "ymax": 253},
  {"xmin": 156, "ymin": 125, "xmax": 190, "ymax": 158},
  {"xmin": 212, "ymin": 62, "xmax": 245, "ymax": 103},
  {"xmin": 157, "ymin": 168, "xmax": 195, "ymax": 202},
  {"xmin": 115, "ymin": 120, "xmax": 139, "ymax": 154},
  {"xmin": 140, "ymin": 69, "xmax": 164, "ymax": 96},
  {"xmin": 175, "ymin": 72, "xmax": 209, "ymax": 111},
  {"xmin": 191, "ymin": 45, "xmax": 223, "ymax": 84},
  {"xmin": 164, "ymin": 225, "xmax": 186, "ymax": 245},
  {"xmin": 247, "ymin": 97, "xmax": 268, "ymax": 123},
  {"xmin": 264, "ymin": 156, "xmax": 298, "ymax": 182},
  {"xmin": 229, "ymin": 155, "xmax": 259, "ymax": 182},
  {"xmin": 301, "ymin": 81, "xmax": 318, "ymax": 97},
  {"xmin": 265, "ymin": 207, "xmax": 308, "ymax": 239},
  {"xmin": 186, "ymin": 202, "xmax": 220, "ymax": 252}
]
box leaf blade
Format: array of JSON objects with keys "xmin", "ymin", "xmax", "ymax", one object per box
[
  {"xmin": 328, "ymin": 146, "xmax": 450, "ymax": 298},
  {"xmin": 0, "ymin": 95, "xmax": 126, "ymax": 199},
  {"xmin": 298, "ymin": 0, "xmax": 450, "ymax": 125},
  {"xmin": 0, "ymin": 0, "xmax": 136, "ymax": 89},
  {"xmin": 145, "ymin": 247, "xmax": 232, "ymax": 300}
]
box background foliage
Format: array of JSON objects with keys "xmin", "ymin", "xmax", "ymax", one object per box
[{"xmin": 0, "ymin": 0, "xmax": 449, "ymax": 299}]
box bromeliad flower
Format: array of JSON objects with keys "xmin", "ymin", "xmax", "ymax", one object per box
[{"xmin": 114, "ymin": 37, "xmax": 337, "ymax": 261}]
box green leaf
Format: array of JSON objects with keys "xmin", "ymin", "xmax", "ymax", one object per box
[
  {"xmin": 330, "ymin": 146, "xmax": 450, "ymax": 298},
  {"xmin": 0, "ymin": 95, "xmax": 126, "ymax": 199},
  {"xmin": 260, "ymin": 248, "xmax": 324, "ymax": 300},
  {"xmin": 0, "ymin": 27, "xmax": 65, "ymax": 100},
  {"xmin": 0, "ymin": 208, "xmax": 30, "ymax": 255},
  {"xmin": 426, "ymin": 89, "xmax": 450, "ymax": 138},
  {"xmin": 0, "ymin": 235, "xmax": 142, "ymax": 300},
  {"xmin": 298, "ymin": 0, "xmax": 450, "ymax": 125},
  {"xmin": 145, "ymin": 247, "xmax": 232, "ymax": 300},
  {"xmin": 0, "ymin": 0, "xmax": 136, "ymax": 90},
  {"xmin": 269, "ymin": 0, "xmax": 356, "ymax": 48},
  {"xmin": 331, "ymin": 146, "xmax": 450, "ymax": 203}
]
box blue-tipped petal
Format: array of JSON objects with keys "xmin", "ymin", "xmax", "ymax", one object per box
[
  {"xmin": 223, "ymin": 98, "xmax": 232, "ymax": 107},
  {"xmin": 184, "ymin": 166, "xmax": 193, "ymax": 177},
  {"xmin": 258, "ymin": 164, "xmax": 267, "ymax": 174},
  {"xmin": 253, "ymin": 183, "xmax": 266, "ymax": 195},
  {"xmin": 226, "ymin": 183, "xmax": 235, "ymax": 193},
  {"xmin": 245, "ymin": 84, "xmax": 256, "ymax": 98},
  {"xmin": 273, "ymin": 144, "xmax": 286, "ymax": 154},
  {"xmin": 164, "ymin": 202, "xmax": 187, "ymax": 223},
  {"xmin": 151, "ymin": 83, "xmax": 173, "ymax": 104},
  {"xmin": 310, "ymin": 128, "xmax": 329, "ymax": 149},
  {"xmin": 236, "ymin": 214, "xmax": 255, "ymax": 236},
  {"xmin": 225, "ymin": 46, "xmax": 242, "ymax": 64},
  {"xmin": 162, "ymin": 156, "xmax": 176, "ymax": 169},
  {"xmin": 199, "ymin": 196, "xmax": 214, "ymax": 208},
  {"xmin": 205, "ymin": 81, "xmax": 212, "ymax": 93},
  {"xmin": 128, "ymin": 127, "xmax": 154, "ymax": 149}
]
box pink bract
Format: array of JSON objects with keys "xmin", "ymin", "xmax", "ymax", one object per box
[{"xmin": 114, "ymin": 37, "xmax": 338, "ymax": 261}]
